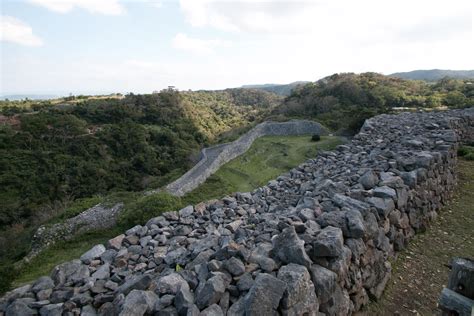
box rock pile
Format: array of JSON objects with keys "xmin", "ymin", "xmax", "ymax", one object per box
[{"xmin": 1, "ymin": 109, "xmax": 473, "ymax": 316}]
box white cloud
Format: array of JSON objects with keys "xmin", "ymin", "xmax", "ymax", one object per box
[
  {"xmin": 172, "ymin": 33, "xmax": 231, "ymax": 54},
  {"xmin": 179, "ymin": 0, "xmax": 473, "ymax": 37},
  {"xmin": 0, "ymin": 15, "xmax": 43, "ymax": 46},
  {"xmin": 29, "ymin": 0, "xmax": 125, "ymax": 15}
]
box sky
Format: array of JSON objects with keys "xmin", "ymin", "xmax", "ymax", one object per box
[{"xmin": 0, "ymin": 0, "xmax": 473, "ymax": 96}]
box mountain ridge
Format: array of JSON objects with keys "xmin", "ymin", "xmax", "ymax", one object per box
[{"xmin": 389, "ymin": 69, "xmax": 474, "ymax": 81}]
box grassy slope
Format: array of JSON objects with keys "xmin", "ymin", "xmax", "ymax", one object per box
[
  {"xmin": 184, "ymin": 135, "xmax": 343, "ymax": 204},
  {"xmin": 12, "ymin": 135, "xmax": 342, "ymax": 286},
  {"xmin": 363, "ymin": 158, "xmax": 474, "ymax": 315}
]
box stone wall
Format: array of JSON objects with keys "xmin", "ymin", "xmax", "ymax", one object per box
[
  {"xmin": 165, "ymin": 120, "xmax": 327, "ymax": 196},
  {"xmin": 24, "ymin": 203, "xmax": 124, "ymax": 263},
  {"xmin": 1, "ymin": 108, "xmax": 473, "ymax": 316}
]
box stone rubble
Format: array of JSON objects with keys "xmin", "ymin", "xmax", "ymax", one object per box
[{"xmin": 1, "ymin": 108, "xmax": 473, "ymax": 316}]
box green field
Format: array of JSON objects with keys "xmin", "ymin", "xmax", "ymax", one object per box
[{"xmin": 184, "ymin": 135, "xmax": 343, "ymax": 203}]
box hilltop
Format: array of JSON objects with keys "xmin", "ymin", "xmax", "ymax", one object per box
[
  {"xmin": 390, "ymin": 69, "xmax": 474, "ymax": 81},
  {"xmin": 272, "ymin": 72, "xmax": 474, "ymax": 134},
  {"xmin": 241, "ymin": 81, "xmax": 308, "ymax": 96}
]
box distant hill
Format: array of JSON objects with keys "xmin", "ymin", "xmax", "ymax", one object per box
[
  {"xmin": 390, "ymin": 69, "xmax": 474, "ymax": 81},
  {"xmin": 0, "ymin": 94, "xmax": 60, "ymax": 101},
  {"xmin": 241, "ymin": 81, "xmax": 309, "ymax": 96}
]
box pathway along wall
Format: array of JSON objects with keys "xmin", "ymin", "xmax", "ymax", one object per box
[
  {"xmin": 165, "ymin": 120, "xmax": 327, "ymax": 196},
  {"xmin": 1, "ymin": 108, "xmax": 473, "ymax": 316}
]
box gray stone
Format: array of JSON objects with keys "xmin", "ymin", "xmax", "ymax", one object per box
[
  {"xmin": 244, "ymin": 273, "xmax": 286, "ymax": 315},
  {"xmin": 80, "ymin": 244, "xmax": 106, "ymax": 264},
  {"xmin": 332, "ymin": 194, "xmax": 370, "ymax": 214},
  {"xmin": 156, "ymin": 273, "xmax": 190, "ymax": 295},
  {"xmin": 179, "ymin": 205, "xmax": 194, "ymax": 218},
  {"xmin": 226, "ymin": 297, "xmax": 245, "ymax": 316},
  {"xmin": 271, "ymin": 226, "xmax": 312, "ymax": 268},
  {"xmin": 175, "ymin": 286, "xmax": 195, "ymax": 316},
  {"xmin": 236, "ymin": 273, "xmax": 254, "ymax": 291},
  {"xmin": 81, "ymin": 305, "xmax": 98, "ymax": 316},
  {"xmin": 119, "ymin": 290, "xmax": 157, "ymax": 316},
  {"xmin": 186, "ymin": 305, "xmax": 200, "ymax": 316},
  {"xmin": 345, "ymin": 209, "xmax": 365, "ymax": 238},
  {"xmin": 311, "ymin": 226, "xmax": 344, "ymax": 257},
  {"xmin": 223, "ymin": 257, "xmax": 245, "ymax": 276},
  {"xmin": 366, "ymin": 196, "xmax": 395, "ymax": 217},
  {"xmin": 309, "ymin": 264, "xmax": 337, "ymax": 304},
  {"xmin": 5, "ymin": 300, "xmax": 36, "ymax": 316},
  {"xmin": 199, "ymin": 304, "xmax": 224, "ymax": 316},
  {"xmin": 92, "ymin": 263, "xmax": 110, "ymax": 280},
  {"xmin": 277, "ymin": 264, "xmax": 318, "ymax": 314},
  {"xmin": 359, "ymin": 170, "xmax": 378, "ymax": 189},
  {"xmin": 196, "ymin": 275, "xmax": 226, "ymax": 309},
  {"xmin": 373, "ymin": 186, "xmax": 397, "ymax": 199},
  {"xmin": 39, "ymin": 303, "xmax": 63, "ymax": 316},
  {"xmin": 116, "ymin": 274, "xmax": 152, "ymax": 295},
  {"xmin": 51, "ymin": 260, "xmax": 90, "ymax": 285},
  {"xmin": 32, "ymin": 276, "xmax": 55, "ymax": 293}
]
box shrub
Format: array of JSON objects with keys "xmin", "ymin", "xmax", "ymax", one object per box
[
  {"xmin": 0, "ymin": 262, "xmax": 15, "ymax": 295},
  {"xmin": 117, "ymin": 192, "xmax": 183, "ymax": 228},
  {"xmin": 458, "ymin": 146, "xmax": 474, "ymax": 158},
  {"xmin": 311, "ymin": 134, "xmax": 321, "ymax": 142}
]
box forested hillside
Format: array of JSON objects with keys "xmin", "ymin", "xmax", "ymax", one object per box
[
  {"xmin": 241, "ymin": 82, "xmax": 308, "ymax": 96},
  {"xmin": 181, "ymin": 88, "xmax": 281, "ymax": 139},
  {"xmin": 390, "ymin": 69, "xmax": 474, "ymax": 81},
  {"xmin": 273, "ymin": 73, "xmax": 474, "ymax": 134},
  {"xmin": 0, "ymin": 89, "xmax": 279, "ymax": 230}
]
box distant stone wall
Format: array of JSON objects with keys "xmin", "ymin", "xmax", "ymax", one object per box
[
  {"xmin": 165, "ymin": 120, "xmax": 327, "ymax": 196},
  {"xmin": 24, "ymin": 203, "xmax": 123, "ymax": 262},
  {"xmin": 2, "ymin": 108, "xmax": 474, "ymax": 316}
]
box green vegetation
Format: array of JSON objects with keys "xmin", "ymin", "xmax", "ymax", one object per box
[
  {"xmin": 184, "ymin": 135, "xmax": 343, "ymax": 204},
  {"xmin": 390, "ymin": 69, "xmax": 474, "ymax": 81},
  {"xmin": 241, "ymin": 82, "xmax": 308, "ymax": 96},
  {"xmin": 0, "ymin": 88, "xmax": 279, "ymax": 293},
  {"xmin": 273, "ymin": 73, "xmax": 474, "ymax": 134},
  {"xmin": 181, "ymin": 88, "xmax": 281, "ymax": 140},
  {"xmin": 458, "ymin": 145, "xmax": 474, "ymax": 160},
  {"xmin": 11, "ymin": 228, "xmax": 123, "ymax": 288},
  {"xmin": 117, "ymin": 192, "xmax": 183, "ymax": 228}
]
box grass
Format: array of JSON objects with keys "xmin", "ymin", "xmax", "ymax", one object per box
[
  {"xmin": 458, "ymin": 145, "xmax": 474, "ymax": 160},
  {"xmin": 364, "ymin": 158, "xmax": 474, "ymax": 315},
  {"xmin": 184, "ymin": 135, "xmax": 343, "ymax": 204},
  {"xmin": 12, "ymin": 228, "xmax": 123, "ymax": 287}
]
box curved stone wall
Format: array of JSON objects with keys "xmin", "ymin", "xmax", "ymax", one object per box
[
  {"xmin": 165, "ymin": 120, "xmax": 327, "ymax": 196},
  {"xmin": 1, "ymin": 108, "xmax": 473, "ymax": 316}
]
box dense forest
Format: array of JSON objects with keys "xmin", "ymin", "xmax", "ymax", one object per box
[
  {"xmin": 0, "ymin": 89, "xmax": 279, "ymax": 230},
  {"xmin": 273, "ymin": 73, "xmax": 474, "ymax": 134}
]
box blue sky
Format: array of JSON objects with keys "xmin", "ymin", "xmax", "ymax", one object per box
[{"xmin": 1, "ymin": 0, "xmax": 473, "ymax": 95}]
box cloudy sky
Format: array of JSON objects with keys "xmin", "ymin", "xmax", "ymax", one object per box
[{"xmin": 1, "ymin": 0, "xmax": 473, "ymax": 95}]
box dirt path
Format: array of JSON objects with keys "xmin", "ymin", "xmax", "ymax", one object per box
[{"xmin": 364, "ymin": 159, "xmax": 474, "ymax": 315}]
